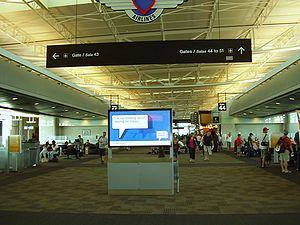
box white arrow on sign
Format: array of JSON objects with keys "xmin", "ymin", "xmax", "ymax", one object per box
[
  {"xmin": 238, "ymin": 47, "xmax": 245, "ymax": 54},
  {"xmin": 52, "ymin": 53, "xmax": 60, "ymax": 60}
]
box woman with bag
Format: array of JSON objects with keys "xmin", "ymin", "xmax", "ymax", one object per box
[{"xmin": 187, "ymin": 133, "xmax": 197, "ymax": 163}]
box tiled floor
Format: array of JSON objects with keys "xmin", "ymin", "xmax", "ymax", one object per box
[{"xmin": 0, "ymin": 150, "xmax": 299, "ymax": 225}]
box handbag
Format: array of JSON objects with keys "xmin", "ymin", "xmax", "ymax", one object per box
[
  {"xmin": 261, "ymin": 134, "xmax": 268, "ymax": 146},
  {"xmin": 274, "ymin": 146, "xmax": 280, "ymax": 152}
]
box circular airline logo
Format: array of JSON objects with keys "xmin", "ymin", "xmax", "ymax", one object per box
[
  {"xmin": 125, "ymin": 8, "xmax": 163, "ymax": 23},
  {"xmin": 101, "ymin": 0, "xmax": 184, "ymax": 23},
  {"xmin": 125, "ymin": 0, "xmax": 163, "ymax": 23}
]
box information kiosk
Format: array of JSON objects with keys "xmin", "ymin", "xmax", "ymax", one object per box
[{"xmin": 107, "ymin": 109, "xmax": 176, "ymax": 195}]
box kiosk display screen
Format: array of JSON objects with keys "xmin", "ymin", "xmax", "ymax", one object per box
[{"xmin": 108, "ymin": 109, "xmax": 172, "ymax": 147}]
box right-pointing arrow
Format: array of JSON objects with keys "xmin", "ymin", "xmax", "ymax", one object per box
[{"xmin": 238, "ymin": 47, "xmax": 245, "ymax": 54}]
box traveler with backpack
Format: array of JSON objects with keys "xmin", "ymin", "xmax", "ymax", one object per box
[{"xmin": 276, "ymin": 131, "xmax": 294, "ymax": 173}]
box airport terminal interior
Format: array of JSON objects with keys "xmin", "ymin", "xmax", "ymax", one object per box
[{"xmin": 0, "ymin": 0, "xmax": 300, "ymax": 224}]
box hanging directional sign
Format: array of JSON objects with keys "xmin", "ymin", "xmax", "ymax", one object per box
[
  {"xmin": 218, "ymin": 102, "xmax": 227, "ymax": 111},
  {"xmin": 212, "ymin": 116, "xmax": 220, "ymax": 123},
  {"xmin": 46, "ymin": 39, "xmax": 252, "ymax": 68}
]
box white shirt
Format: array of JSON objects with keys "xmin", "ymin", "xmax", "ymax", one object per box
[
  {"xmin": 259, "ymin": 133, "xmax": 270, "ymax": 149},
  {"xmin": 226, "ymin": 134, "xmax": 232, "ymax": 143}
]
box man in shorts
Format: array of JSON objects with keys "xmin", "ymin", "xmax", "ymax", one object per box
[
  {"xmin": 279, "ymin": 131, "xmax": 293, "ymax": 173},
  {"xmin": 98, "ymin": 131, "xmax": 108, "ymax": 164},
  {"xmin": 259, "ymin": 127, "xmax": 270, "ymax": 167}
]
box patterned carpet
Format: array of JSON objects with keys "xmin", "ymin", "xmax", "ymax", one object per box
[{"xmin": 0, "ymin": 150, "xmax": 299, "ymax": 225}]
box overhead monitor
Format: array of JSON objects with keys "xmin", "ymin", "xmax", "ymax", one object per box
[{"xmin": 108, "ymin": 109, "xmax": 172, "ymax": 147}]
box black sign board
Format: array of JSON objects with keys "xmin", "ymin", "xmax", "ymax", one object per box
[
  {"xmin": 190, "ymin": 112, "xmax": 199, "ymax": 125},
  {"xmin": 212, "ymin": 116, "xmax": 220, "ymax": 123},
  {"xmin": 46, "ymin": 39, "xmax": 252, "ymax": 68},
  {"xmin": 218, "ymin": 103, "xmax": 227, "ymax": 111},
  {"xmin": 110, "ymin": 105, "xmax": 119, "ymax": 110},
  {"xmin": 173, "ymin": 119, "xmax": 191, "ymax": 123}
]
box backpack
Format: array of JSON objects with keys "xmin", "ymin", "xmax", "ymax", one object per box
[{"xmin": 278, "ymin": 137, "xmax": 288, "ymax": 153}]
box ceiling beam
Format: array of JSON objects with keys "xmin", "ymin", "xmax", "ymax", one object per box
[{"xmin": 78, "ymin": 78, "xmax": 259, "ymax": 90}]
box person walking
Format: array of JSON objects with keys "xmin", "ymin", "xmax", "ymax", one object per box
[
  {"xmin": 98, "ymin": 131, "xmax": 108, "ymax": 164},
  {"xmin": 277, "ymin": 131, "xmax": 293, "ymax": 173},
  {"xmin": 247, "ymin": 133, "xmax": 254, "ymax": 157},
  {"xmin": 259, "ymin": 127, "xmax": 270, "ymax": 168},
  {"xmin": 187, "ymin": 133, "xmax": 197, "ymax": 163},
  {"xmin": 294, "ymin": 131, "xmax": 300, "ymax": 171},
  {"xmin": 203, "ymin": 131, "xmax": 213, "ymax": 161},
  {"xmin": 226, "ymin": 132, "xmax": 232, "ymax": 151},
  {"xmin": 234, "ymin": 134, "xmax": 243, "ymax": 157},
  {"xmin": 78, "ymin": 135, "xmax": 84, "ymax": 155}
]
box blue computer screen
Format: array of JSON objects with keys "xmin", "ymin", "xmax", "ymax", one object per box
[{"xmin": 108, "ymin": 109, "xmax": 172, "ymax": 147}]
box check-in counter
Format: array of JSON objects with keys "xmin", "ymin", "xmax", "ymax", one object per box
[{"xmin": 9, "ymin": 142, "xmax": 40, "ymax": 171}]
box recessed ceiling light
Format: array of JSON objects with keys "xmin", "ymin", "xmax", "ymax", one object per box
[
  {"xmin": 243, "ymin": 113, "xmax": 247, "ymax": 115},
  {"xmin": 64, "ymin": 109, "xmax": 68, "ymax": 112},
  {"xmin": 51, "ymin": 106, "xmax": 56, "ymax": 109},
  {"xmin": 275, "ymin": 102, "xmax": 280, "ymax": 105},
  {"xmin": 84, "ymin": 114, "xmax": 88, "ymax": 116},
  {"xmin": 289, "ymin": 97, "xmax": 295, "ymax": 101},
  {"xmin": 76, "ymin": 112, "xmax": 79, "ymax": 114},
  {"xmin": 12, "ymin": 97, "xmax": 18, "ymax": 100},
  {"xmin": 34, "ymin": 102, "xmax": 39, "ymax": 105}
]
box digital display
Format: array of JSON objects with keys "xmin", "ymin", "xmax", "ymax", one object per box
[{"xmin": 108, "ymin": 109, "xmax": 172, "ymax": 147}]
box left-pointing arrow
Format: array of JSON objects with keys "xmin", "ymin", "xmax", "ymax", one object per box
[{"xmin": 52, "ymin": 53, "xmax": 60, "ymax": 60}]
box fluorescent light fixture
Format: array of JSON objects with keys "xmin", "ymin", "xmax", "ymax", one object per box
[
  {"xmin": 12, "ymin": 97, "xmax": 18, "ymax": 100},
  {"xmin": 289, "ymin": 97, "xmax": 295, "ymax": 101}
]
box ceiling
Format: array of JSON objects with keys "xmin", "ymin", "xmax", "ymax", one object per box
[
  {"xmin": 0, "ymin": 0, "xmax": 300, "ymax": 119},
  {"xmin": 0, "ymin": 88, "xmax": 105, "ymax": 120},
  {"xmin": 233, "ymin": 89, "xmax": 300, "ymax": 118}
]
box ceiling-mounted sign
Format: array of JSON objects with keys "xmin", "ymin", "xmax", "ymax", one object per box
[
  {"xmin": 212, "ymin": 116, "xmax": 220, "ymax": 123},
  {"xmin": 218, "ymin": 102, "xmax": 227, "ymax": 111},
  {"xmin": 46, "ymin": 39, "xmax": 252, "ymax": 68},
  {"xmin": 110, "ymin": 104, "xmax": 119, "ymax": 110},
  {"xmin": 101, "ymin": 0, "xmax": 184, "ymax": 23}
]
